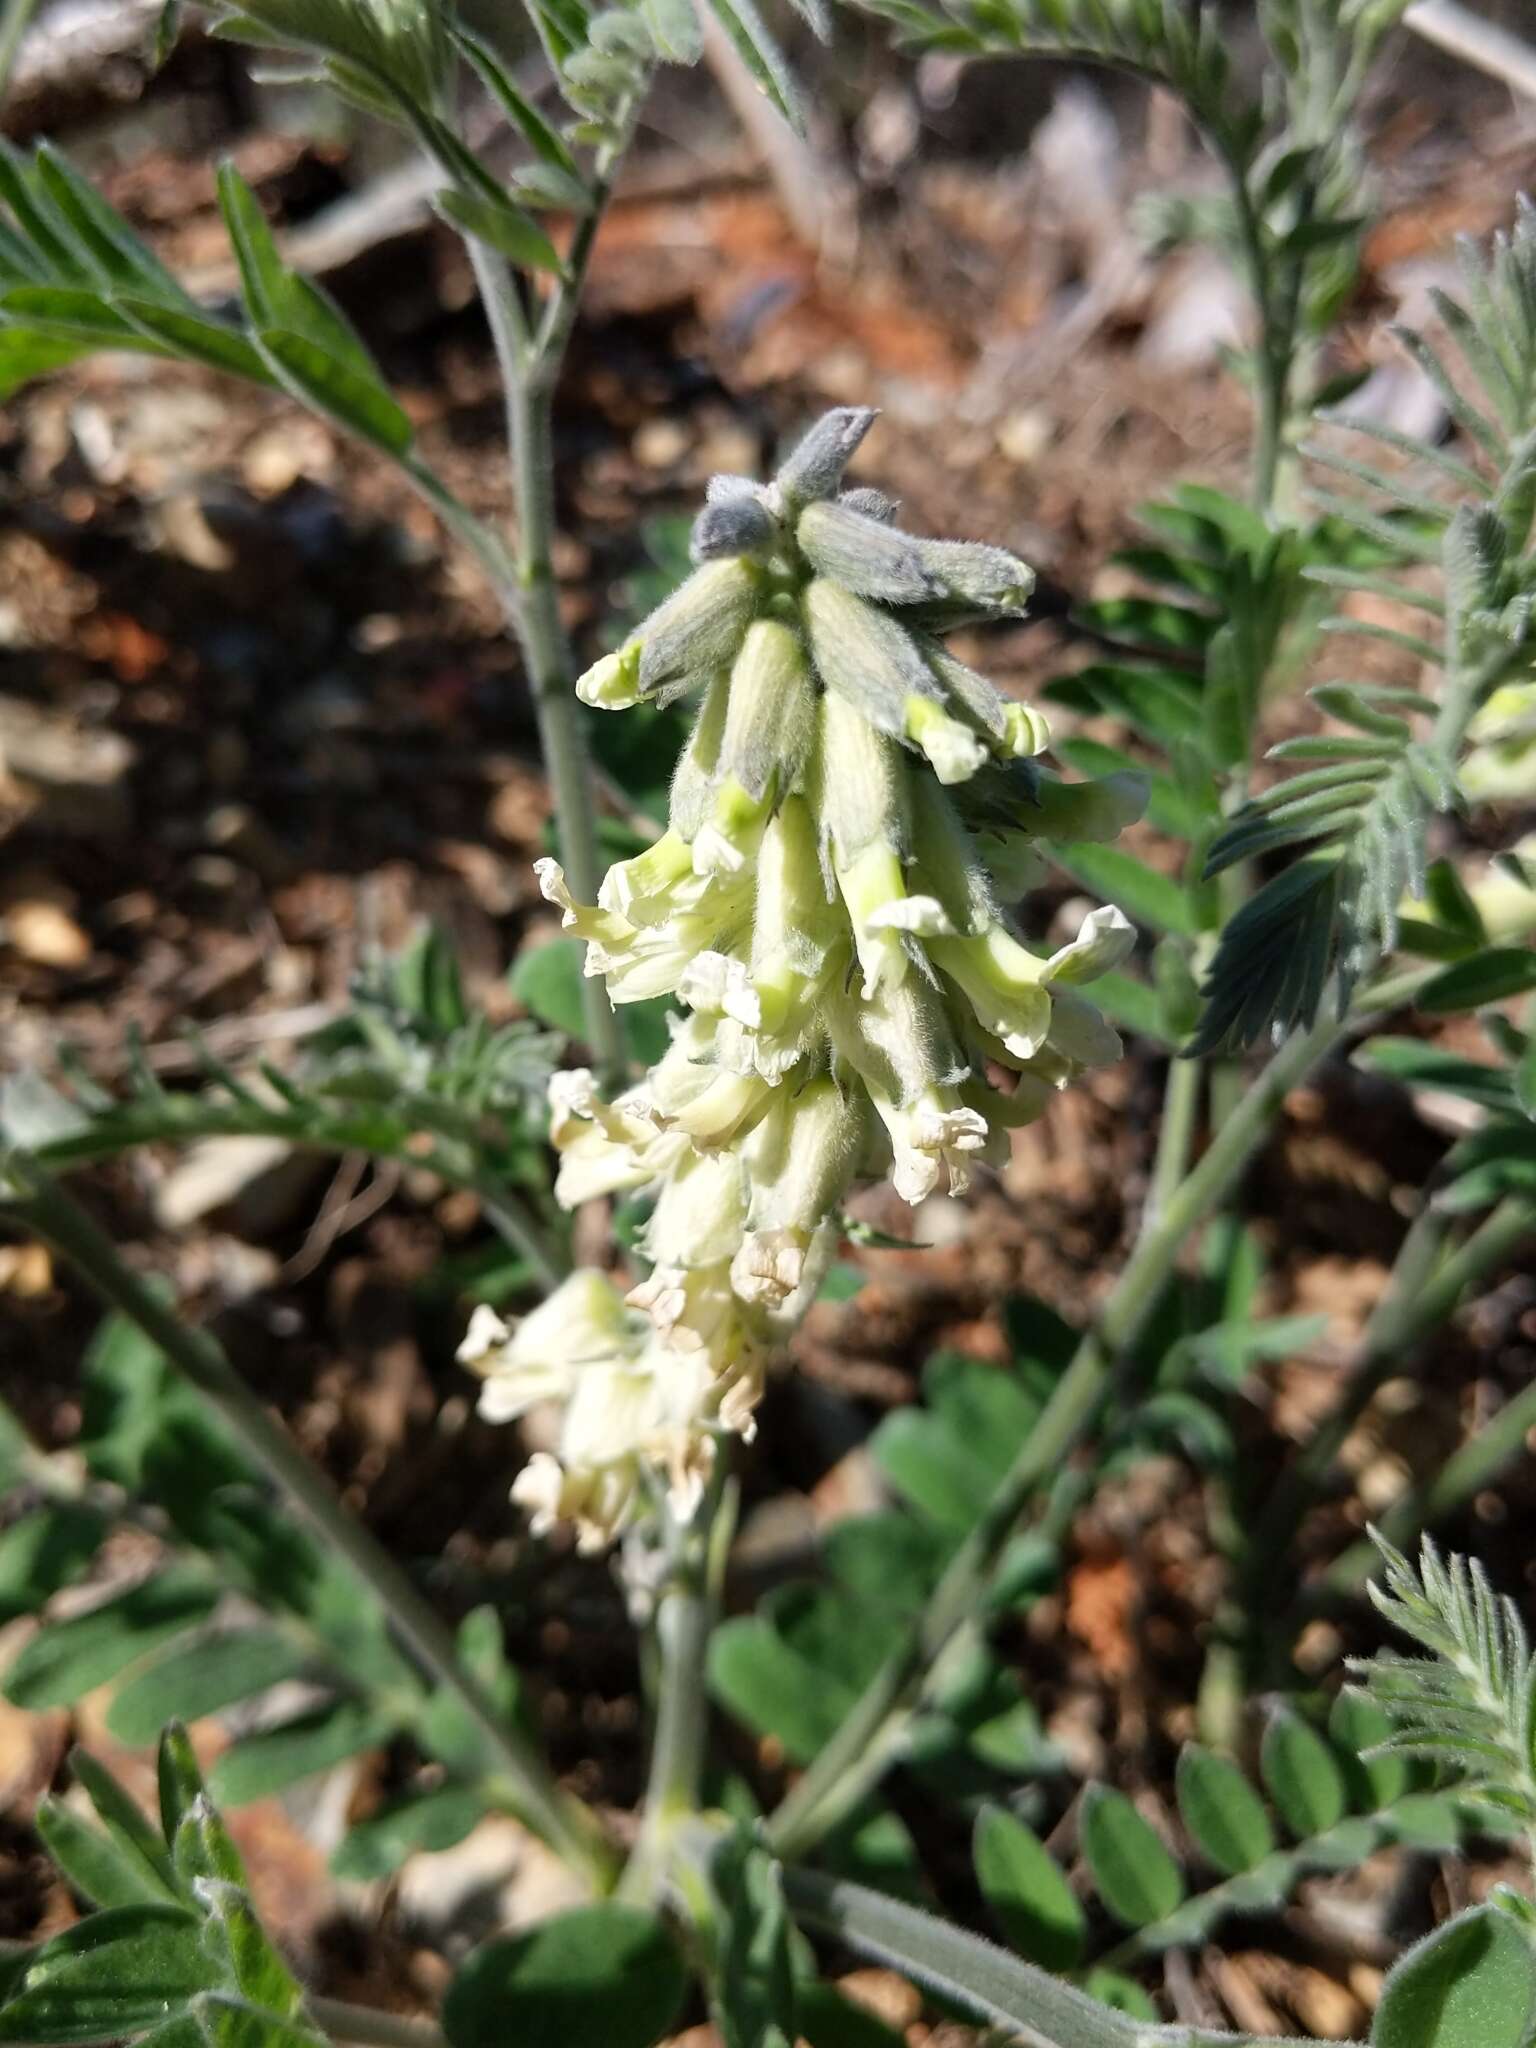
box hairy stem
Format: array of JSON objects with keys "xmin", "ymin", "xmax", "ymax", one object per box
[
  {"xmin": 454, "ymin": 86, "xmax": 643, "ymax": 1085},
  {"xmin": 766, "ymin": 1015, "xmax": 1338, "ymax": 1860},
  {"xmin": 0, "ymin": 1156, "xmax": 615, "ymax": 1889},
  {"xmin": 310, "ymin": 1999, "xmax": 450, "ymax": 2048},
  {"xmin": 620, "ymin": 1469, "xmax": 733, "ymax": 1903},
  {"xmin": 0, "ymin": 0, "xmax": 38, "ymax": 103}
]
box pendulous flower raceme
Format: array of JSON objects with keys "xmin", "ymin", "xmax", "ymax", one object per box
[{"xmin": 462, "ymin": 409, "xmax": 1145, "ymax": 1551}]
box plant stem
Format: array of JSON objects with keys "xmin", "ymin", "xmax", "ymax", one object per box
[
  {"xmin": 311, "ymin": 2000, "xmax": 449, "ymax": 2048},
  {"xmin": 1143, "ymin": 1050, "xmax": 1203, "ymax": 1232},
  {"xmin": 503, "ymin": 353, "xmax": 624, "ymax": 1081},
  {"xmin": 455, "ymin": 102, "xmax": 642, "ymax": 1087},
  {"xmin": 1, "ymin": 1155, "xmax": 615, "ymax": 1890},
  {"xmin": 620, "ymin": 1467, "xmax": 732, "ymax": 1903},
  {"xmin": 0, "ymin": 0, "xmax": 38, "ymax": 105},
  {"xmin": 766, "ymin": 1014, "xmax": 1338, "ymax": 1861}
]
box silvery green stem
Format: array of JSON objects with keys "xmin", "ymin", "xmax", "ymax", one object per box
[
  {"xmin": 310, "ymin": 2000, "xmax": 449, "ymax": 2048},
  {"xmin": 1, "ymin": 1155, "xmax": 616, "ymax": 1891},
  {"xmin": 619, "ymin": 1467, "xmax": 732, "ymax": 1903},
  {"xmin": 455, "ymin": 89, "xmax": 645, "ymax": 1086},
  {"xmin": 781, "ymin": 1867, "xmax": 1327, "ymax": 2048},
  {"xmin": 0, "ymin": 0, "xmax": 38, "ymax": 103}
]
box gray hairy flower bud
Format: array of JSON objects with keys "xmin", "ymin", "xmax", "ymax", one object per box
[
  {"xmin": 775, "ymin": 407, "xmax": 878, "ymax": 507},
  {"xmin": 801, "ymin": 577, "xmax": 938, "ymax": 737},
  {"xmin": 669, "ymin": 673, "xmax": 729, "ymax": 840},
  {"xmin": 635, "ymin": 558, "xmax": 761, "ymax": 693},
  {"xmin": 915, "ymin": 538, "xmax": 1036, "ymax": 615},
  {"xmin": 796, "ymin": 500, "xmax": 940, "ymax": 603},
  {"xmin": 924, "ymin": 642, "xmax": 1009, "ymax": 739},
  {"xmin": 719, "ymin": 620, "xmax": 815, "ymax": 802},
  {"xmin": 839, "ymin": 487, "xmax": 899, "ymax": 524},
  {"xmin": 691, "ymin": 493, "xmax": 777, "ymax": 563}
]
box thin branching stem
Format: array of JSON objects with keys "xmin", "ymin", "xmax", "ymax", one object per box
[
  {"xmin": 451, "ymin": 98, "xmax": 645, "ymax": 1085},
  {"xmin": 0, "ymin": 1156, "xmax": 616, "ymax": 1890}
]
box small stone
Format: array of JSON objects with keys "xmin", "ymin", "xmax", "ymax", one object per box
[
  {"xmin": 0, "ymin": 1243, "xmax": 54, "ymax": 1296},
  {"xmin": 3, "ymin": 898, "xmax": 90, "ymax": 967},
  {"xmin": 633, "ymin": 419, "xmax": 690, "ymax": 469},
  {"xmin": 997, "ymin": 407, "xmax": 1053, "ymax": 464},
  {"xmin": 154, "ymin": 1136, "xmax": 325, "ymax": 1236}
]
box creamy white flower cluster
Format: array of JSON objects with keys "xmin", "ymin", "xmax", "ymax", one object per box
[{"xmin": 462, "ymin": 409, "xmax": 1143, "ymax": 1551}]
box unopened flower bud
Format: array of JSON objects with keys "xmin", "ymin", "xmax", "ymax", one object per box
[
  {"xmin": 776, "ymin": 406, "xmax": 878, "ymax": 506},
  {"xmin": 916, "ymin": 537, "xmax": 1035, "ymax": 614},
  {"xmin": 578, "ymin": 558, "xmax": 759, "ymax": 705},
  {"xmin": 577, "ymin": 643, "xmax": 643, "ymax": 709},
  {"xmin": 1002, "ymin": 702, "xmax": 1051, "ymax": 756},
  {"xmin": 718, "ymin": 618, "xmax": 815, "ymax": 803},
  {"xmin": 797, "ymin": 499, "xmax": 939, "ymax": 603},
  {"xmin": 802, "ymin": 576, "xmax": 938, "ymax": 737},
  {"xmin": 839, "ymin": 486, "xmax": 899, "ymax": 523},
  {"xmin": 691, "ymin": 491, "xmax": 777, "ymax": 562}
]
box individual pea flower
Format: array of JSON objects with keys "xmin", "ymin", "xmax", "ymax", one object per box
[{"xmin": 458, "ymin": 1270, "xmax": 721, "ymax": 1553}]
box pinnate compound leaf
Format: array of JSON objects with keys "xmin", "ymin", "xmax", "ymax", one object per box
[
  {"xmin": 431, "ymin": 188, "xmax": 564, "ymax": 275},
  {"xmin": 442, "ymin": 1906, "xmax": 687, "ymax": 2048},
  {"xmin": 1371, "ymin": 1904, "xmax": 1536, "ymax": 2047},
  {"xmin": 255, "ymin": 330, "xmax": 412, "ymax": 455},
  {"xmin": 972, "ymin": 1806, "xmax": 1085, "ymax": 1970},
  {"xmin": 1417, "ymin": 948, "xmax": 1536, "ymax": 1013},
  {"xmin": 34, "ymin": 1799, "xmax": 177, "ymax": 1912},
  {"xmin": 1077, "ymin": 1785, "xmax": 1184, "ymax": 1930}
]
